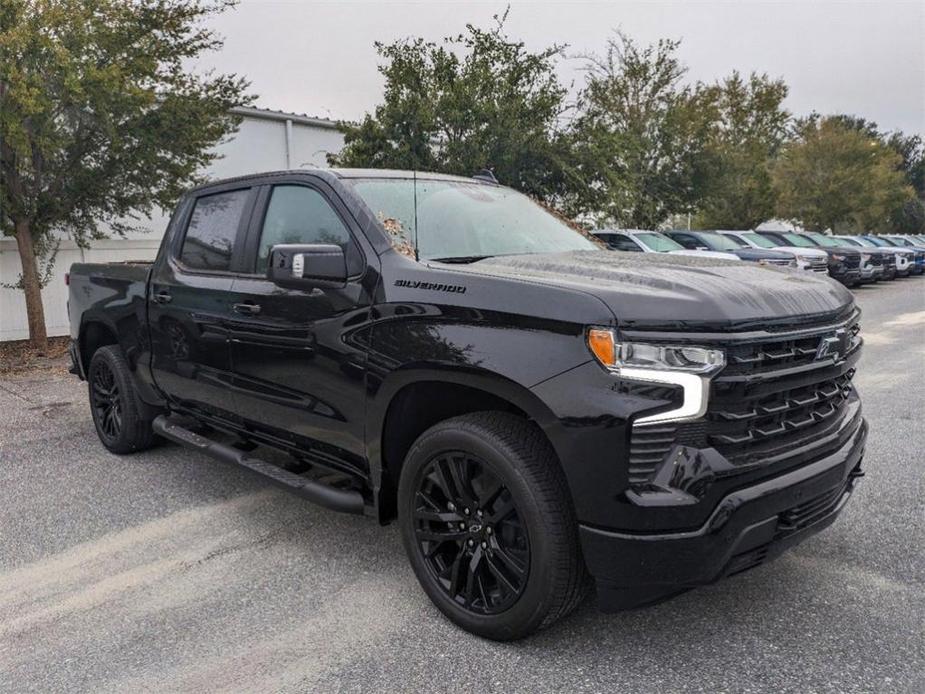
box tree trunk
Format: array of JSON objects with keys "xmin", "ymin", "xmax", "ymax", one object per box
[{"xmin": 13, "ymin": 219, "xmax": 48, "ymax": 352}]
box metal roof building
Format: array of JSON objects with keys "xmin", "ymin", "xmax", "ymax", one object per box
[{"xmin": 0, "ymin": 106, "xmax": 346, "ymax": 341}]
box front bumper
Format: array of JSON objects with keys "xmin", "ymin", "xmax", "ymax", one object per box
[
  {"xmin": 581, "ymin": 416, "xmax": 867, "ymax": 611},
  {"xmin": 859, "ymin": 264, "xmax": 883, "ymax": 282},
  {"xmin": 831, "ymin": 267, "xmax": 861, "ymax": 285}
]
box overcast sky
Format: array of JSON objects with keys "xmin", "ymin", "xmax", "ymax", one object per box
[{"xmin": 200, "ymin": 0, "xmax": 925, "ymax": 135}]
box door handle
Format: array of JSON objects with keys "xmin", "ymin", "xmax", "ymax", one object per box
[
  {"xmin": 152, "ymin": 291, "xmax": 172, "ymax": 304},
  {"xmin": 233, "ymin": 302, "xmax": 261, "ymax": 315}
]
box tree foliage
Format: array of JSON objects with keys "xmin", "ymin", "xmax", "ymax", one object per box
[
  {"xmin": 564, "ymin": 34, "xmax": 714, "ymax": 229},
  {"xmin": 884, "ymin": 131, "xmax": 925, "ymax": 234},
  {"xmin": 772, "ymin": 116, "xmax": 915, "ymax": 233},
  {"xmin": 695, "ymin": 72, "xmax": 789, "ymax": 229},
  {"xmin": 0, "ymin": 0, "xmax": 252, "ymax": 347},
  {"xmin": 329, "ymin": 11, "xmax": 570, "ymax": 199}
]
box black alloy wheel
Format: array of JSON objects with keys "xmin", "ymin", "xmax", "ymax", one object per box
[
  {"xmin": 90, "ymin": 358, "xmax": 122, "ymax": 442},
  {"xmin": 87, "ymin": 345, "xmax": 159, "ymax": 454},
  {"xmin": 398, "ymin": 412, "xmax": 588, "ymax": 640},
  {"xmin": 413, "ymin": 452, "xmax": 530, "ymax": 614}
]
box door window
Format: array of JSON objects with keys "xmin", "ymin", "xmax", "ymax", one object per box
[
  {"xmin": 256, "ymin": 185, "xmax": 352, "ymax": 274},
  {"xmin": 669, "ymin": 233, "xmax": 699, "ymax": 249},
  {"xmin": 610, "ymin": 234, "xmax": 643, "ymax": 251},
  {"xmin": 179, "ymin": 189, "xmax": 250, "ymax": 271}
]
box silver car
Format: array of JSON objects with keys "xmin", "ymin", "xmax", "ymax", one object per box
[{"xmin": 593, "ymin": 229, "xmax": 741, "ymax": 261}]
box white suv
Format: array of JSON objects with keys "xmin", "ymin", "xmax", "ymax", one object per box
[{"xmin": 718, "ymin": 231, "xmax": 829, "ymax": 272}]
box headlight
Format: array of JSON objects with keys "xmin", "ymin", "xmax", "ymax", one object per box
[
  {"xmin": 795, "ymin": 254, "xmax": 813, "ymax": 262},
  {"xmin": 831, "ymin": 253, "xmax": 846, "ymax": 262},
  {"xmin": 861, "ymin": 253, "xmax": 871, "ymax": 261},
  {"xmin": 586, "ymin": 329, "xmax": 725, "ymax": 424}
]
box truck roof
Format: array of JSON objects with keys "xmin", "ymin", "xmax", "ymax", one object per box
[{"xmin": 188, "ymin": 167, "xmax": 493, "ymax": 193}]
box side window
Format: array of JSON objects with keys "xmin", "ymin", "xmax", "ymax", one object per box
[
  {"xmin": 670, "ymin": 234, "xmax": 698, "ymax": 250},
  {"xmin": 179, "ymin": 189, "xmax": 250, "ymax": 271},
  {"xmin": 256, "ymin": 185, "xmax": 352, "ymax": 274},
  {"xmin": 612, "ymin": 234, "xmax": 642, "ymax": 252}
]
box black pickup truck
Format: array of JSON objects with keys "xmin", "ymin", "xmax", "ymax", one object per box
[{"xmin": 67, "ymin": 169, "xmax": 867, "ymax": 640}]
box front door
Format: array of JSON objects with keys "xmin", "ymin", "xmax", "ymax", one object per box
[
  {"xmin": 228, "ymin": 181, "xmax": 374, "ymax": 476},
  {"xmin": 148, "ymin": 185, "xmax": 256, "ymax": 420}
]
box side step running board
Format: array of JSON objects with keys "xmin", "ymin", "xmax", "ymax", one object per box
[{"xmin": 153, "ymin": 415, "xmax": 365, "ymax": 515}]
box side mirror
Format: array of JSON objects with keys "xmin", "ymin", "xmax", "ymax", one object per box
[{"xmin": 267, "ymin": 244, "xmax": 347, "ymax": 288}]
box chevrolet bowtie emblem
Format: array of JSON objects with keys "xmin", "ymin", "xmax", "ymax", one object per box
[{"xmin": 815, "ymin": 328, "xmax": 847, "ymax": 361}]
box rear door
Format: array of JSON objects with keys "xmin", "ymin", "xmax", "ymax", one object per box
[
  {"xmin": 227, "ymin": 177, "xmax": 376, "ymax": 475},
  {"xmin": 148, "ymin": 184, "xmax": 257, "ymax": 420}
]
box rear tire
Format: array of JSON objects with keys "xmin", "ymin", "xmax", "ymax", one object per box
[
  {"xmin": 397, "ymin": 411, "xmax": 588, "ymax": 640},
  {"xmin": 88, "ymin": 345, "xmax": 158, "ymax": 454}
]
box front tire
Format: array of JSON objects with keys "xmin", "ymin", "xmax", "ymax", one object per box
[
  {"xmin": 398, "ymin": 412, "xmax": 587, "ymax": 640},
  {"xmin": 88, "ymin": 345, "xmax": 158, "ymax": 454}
]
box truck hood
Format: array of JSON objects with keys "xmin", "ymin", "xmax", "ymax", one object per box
[
  {"xmin": 467, "ymin": 250, "xmax": 853, "ymax": 327},
  {"xmin": 667, "ymin": 249, "xmax": 741, "ymax": 261},
  {"xmin": 729, "ymin": 248, "xmax": 794, "ymax": 261},
  {"xmin": 773, "ymin": 246, "xmax": 828, "ymax": 258}
]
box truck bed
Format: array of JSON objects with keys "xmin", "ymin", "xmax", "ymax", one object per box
[{"xmin": 67, "ymin": 261, "xmax": 153, "ymax": 342}]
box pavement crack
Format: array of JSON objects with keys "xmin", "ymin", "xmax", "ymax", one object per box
[
  {"xmin": 0, "ymin": 382, "xmax": 34, "ymax": 404},
  {"xmin": 180, "ymin": 528, "xmax": 286, "ymax": 571}
]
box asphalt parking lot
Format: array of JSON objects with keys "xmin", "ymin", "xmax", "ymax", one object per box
[{"xmin": 1, "ymin": 278, "xmax": 923, "ymax": 693}]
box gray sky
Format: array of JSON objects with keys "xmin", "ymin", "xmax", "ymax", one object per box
[{"xmin": 201, "ymin": 0, "xmax": 925, "ymax": 134}]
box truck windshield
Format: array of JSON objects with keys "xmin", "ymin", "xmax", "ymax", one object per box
[
  {"xmin": 740, "ymin": 233, "xmax": 777, "ymax": 249},
  {"xmin": 781, "ymin": 233, "xmax": 817, "ymax": 248},
  {"xmin": 720, "ymin": 235, "xmax": 749, "ymax": 248},
  {"xmin": 697, "ymin": 232, "xmax": 742, "ymax": 251},
  {"xmin": 635, "ymin": 232, "xmax": 683, "ymax": 251},
  {"xmin": 835, "ymin": 237, "xmax": 863, "ymax": 247},
  {"xmin": 804, "ymin": 233, "xmax": 845, "ymax": 248},
  {"xmin": 347, "ymin": 177, "xmax": 600, "ymax": 261}
]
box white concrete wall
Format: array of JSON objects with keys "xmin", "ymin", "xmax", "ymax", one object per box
[{"xmin": 0, "ymin": 112, "xmax": 345, "ymax": 342}]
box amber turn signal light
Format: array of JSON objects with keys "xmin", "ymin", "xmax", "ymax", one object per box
[{"xmin": 587, "ymin": 328, "xmax": 616, "ymax": 368}]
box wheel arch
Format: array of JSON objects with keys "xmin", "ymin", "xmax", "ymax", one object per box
[
  {"xmin": 369, "ymin": 367, "xmax": 567, "ymax": 522},
  {"xmin": 78, "ymin": 318, "xmax": 119, "ymax": 373}
]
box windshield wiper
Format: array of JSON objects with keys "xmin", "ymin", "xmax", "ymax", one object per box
[{"xmin": 431, "ymin": 255, "xmax": 495, "ymax": 264}]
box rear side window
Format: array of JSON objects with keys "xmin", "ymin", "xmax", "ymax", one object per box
[
  {"xmin": 610, "ymin": 234, "xmax": 643, "ymax": 251},
  {"xmin": 256, "ymin": 185, "xmax": 352, "ymax": 273},
  {"xmin": 179, "ymin": 189, "xmax": 250, "ymax": 271}
]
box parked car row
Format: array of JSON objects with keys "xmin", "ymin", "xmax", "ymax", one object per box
[{"xmin": 593, "ymin": 228, "xmax": 925, "ymax": 288}]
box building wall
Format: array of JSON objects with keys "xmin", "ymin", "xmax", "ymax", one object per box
[{"xmin": 0, "ymin": 110, "xmax": 344, "ymax": 342}]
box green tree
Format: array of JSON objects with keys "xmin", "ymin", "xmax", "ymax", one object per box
[
  {"xmin": 329, "ymin": 11, "xmax": 570, "ymax": 200},
  {"xmin": 695, "ymin": 72, "xmax": 790, "ymax": 230},
  {"xmin": 1, "ymin": 0, "xmax": 252, "ymax": 349},
  {"xmin": 564, "ymin": 34, "xmax": 715, "ymax": 229},
  {"xmin": 772, "ymin": 116, "xmax": 915, "ymax": 233},
  {"xmin": 884, "ymin": 131, "xmax": 925, "ymax": 234},
  {"xmin": 816, "ymin": 116, "xmax": 924, "ymax": 234}
]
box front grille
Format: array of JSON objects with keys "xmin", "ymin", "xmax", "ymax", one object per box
[
  {"xmin": 866, "ymin": 254, "xmax": 883, "ymax": 267},
  {"xmin": 809, "ymin": 259, "xmax": 829, "ymax": 272},
  {"xmin": 843, "ymin": 255, "xmax": 860, "ymax": 269},
  {"xmin": 627, "ymin": 310, "xmax": 862, "ymax": 484}
]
